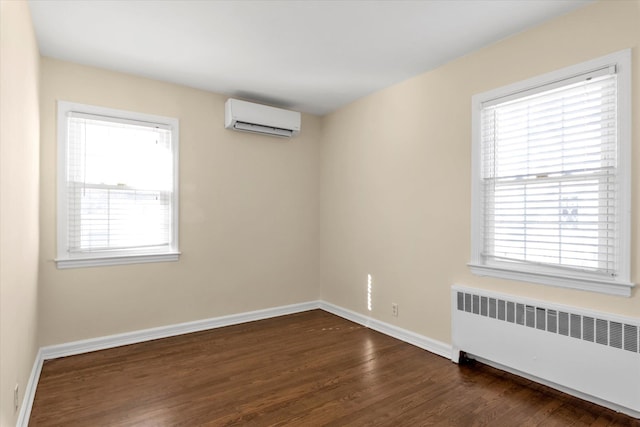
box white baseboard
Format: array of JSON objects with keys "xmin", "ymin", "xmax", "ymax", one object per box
[
  {"xmin": 20, "ymin": 299, "xmax": 451, "ymax": 425},
  {"xmin": 17, "ymin": 299, "xmax": 639, "ymax": 425},
  {"xmin": 319, "ymin": 301, "xmax": 452, "ymax": 359},
  {"xmin": 18, "ymin": 300, "xmax": 321, "ymax": 426},
  {"xmin": 16, "ymin": 348, "xmax": 43, "ymax": 427},
  {"xmin": 39, "ymin": 301, "xmax": 321, "ymax": 360}
]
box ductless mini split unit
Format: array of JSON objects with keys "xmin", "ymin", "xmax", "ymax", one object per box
[{"xmin": 224, "ymin": 98, "xmax": 301, "ymax": 138}]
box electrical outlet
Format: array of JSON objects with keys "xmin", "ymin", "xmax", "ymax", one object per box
[
  {"xmin": 392, "ymin": 303, "xmax": 398, "ymax": 317},
  {"xmin": 14, "ymin": 383, "xmax": 19, "ymax": 412}
]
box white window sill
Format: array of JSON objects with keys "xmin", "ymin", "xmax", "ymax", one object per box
[
  {"xmin": 56, "ymin": 252, "xmax": 181, "ymax": 269},
  {"xmin": 468, "ymin": 263, "xmax": 634, "ymax": 297}
]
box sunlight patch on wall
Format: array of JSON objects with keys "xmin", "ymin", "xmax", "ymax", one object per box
[{"xmin": 367, "ymin": 274, "xmax": 373, "ymax": 311}]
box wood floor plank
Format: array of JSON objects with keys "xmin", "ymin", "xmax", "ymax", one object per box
[{"xmin": 29, "ymin": 310, "xmax": 639, "ymax": 426}]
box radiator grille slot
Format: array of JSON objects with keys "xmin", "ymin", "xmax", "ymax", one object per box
[
  {"xmin": 525, "ymin": 305, "xmax": 535, "ymax": 328},
  {"xmin": 596, "ymin": 319, "xmax": 608, "ymax": 346},
  {"xmin": 547, "ymin": 310, "xmax": 557, "ymax": 333},
  {"xmin": 536, "ymin": 307, "xmax": 545, "ymax": 331},
  {"xmin": 516, "ymin": 303, "xmax": 525, "ymax": 325},
  {"xmin": 559, "ymin": 312, "xmax": 569, "ymax": 336},
  {"xmin": 570, "ymin": 314, "xmax": 581, "ymax": 339},
  {"xmin": 610, "ymin": 322, "xmax": 622, "ymax": 349},
  {"xmin": 583, "ymin": 317, "xmax": 594, "ymax": 342},
  {"xmin": 624, "ymin": 325, "xmax": 638, "ymax": 353},
  {"xmin": 457, "ymin": 291, "xmax": 639, "ymax": 355}
]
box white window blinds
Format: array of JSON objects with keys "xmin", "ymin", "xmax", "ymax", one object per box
[
  {"xmin": 480, "ymin": 68, "xmax": 618, "ymax": 277},
  {"xmin": 65, "ymin": 112, "xmax": 175, "ymax": 256}
]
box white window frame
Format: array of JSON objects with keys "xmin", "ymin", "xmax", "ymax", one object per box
[
  {"xmin": 56, "ymin": 101, "xmax": 180, "ymax": 268},
  {"xmin": 469, "ymin": 49, "xmax": 633, "ymax": 297}
]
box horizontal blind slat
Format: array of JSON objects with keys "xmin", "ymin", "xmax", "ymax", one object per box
[
  {"xmin": 481, "ymin": 66, "xmax": 615, "ymax": 108},
  {"xmin": 481, "ymin": 71, "xmax": 618, "ymax": 275},
  {"xmin": 66, "ymin": 114, "xmax": 174, "ymax": 253}
]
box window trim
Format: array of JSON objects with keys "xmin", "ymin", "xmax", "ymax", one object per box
[
  {"xmin": 56, "ymin": 101, "xmax": 180, "ymax": 269},
  {"xmin": 469, "ymin": 49, "xmax": 633, "ymax": 297}
]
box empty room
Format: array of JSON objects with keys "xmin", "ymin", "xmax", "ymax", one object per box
[{"xmin": 1, "ymin": 0, "xmax": 639, "ymax": 425}]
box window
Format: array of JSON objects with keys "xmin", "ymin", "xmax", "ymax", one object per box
[
  {"xmin": 470, "ymin": 50, "xmax": 632, "ymax": 296},
  {"xmin": 57, "ymin": 102, "xmax": 180, "ymax": 268}
]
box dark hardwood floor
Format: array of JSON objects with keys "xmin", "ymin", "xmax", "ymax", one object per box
[{"xmin": 30, "ymin": 310, "xmax": 639, "ymax": 426}]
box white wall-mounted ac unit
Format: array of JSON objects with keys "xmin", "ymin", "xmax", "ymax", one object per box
[{"xmin": 224, "ymin": 98, "xmax": 301, "ymax": 138}]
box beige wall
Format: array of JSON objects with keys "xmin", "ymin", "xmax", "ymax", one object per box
[
  {"xmin": 29, "ymin": 0, "xmax": 640, "ymax": 366},
  {"xmin": 39, "ymin": 59, "xmax": 321, "ymax": 346},
  {"xmin": 319, "ymin": 0, "xmax": 640, "ymax": 344},
  {"xmin": 0, "ymin": 0, "xmax": 41, "ymax": 424},
  {"xmin": 0, "ymin": 0, "xmax": 636, "ymax": 423}
]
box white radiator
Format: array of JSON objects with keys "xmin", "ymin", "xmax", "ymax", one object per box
[{"xmin": 451, "ymin": 285, "xmax": 640, "ymax": 418}]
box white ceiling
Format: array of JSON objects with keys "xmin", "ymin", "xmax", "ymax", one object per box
[{"xmin": 28, "ymin": 0, "xmax": 591, "ymax": 116}]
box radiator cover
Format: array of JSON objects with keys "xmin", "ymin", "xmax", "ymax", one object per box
[{"xmin": 451, "ymin": 285, "xmax": 640, "ymax": 418}]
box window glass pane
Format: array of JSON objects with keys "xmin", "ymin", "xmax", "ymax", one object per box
[
  {"xmin": 481, "ymin": 72, "xmax": 617, "ymax": 276},
  {"xmin": 68, "ymin": 117, "xmax": 173, "ymax": 190},
  {"xmin": 66, "ymin": 115, "xmax": 174, "ymax": 253}
]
